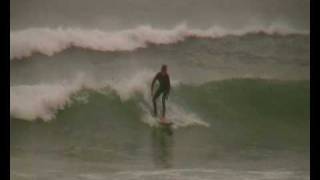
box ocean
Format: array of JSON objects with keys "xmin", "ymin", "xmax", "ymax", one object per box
[{"xmin": 11, "ymin": 0, "xmax": 309, "ymax": 179}]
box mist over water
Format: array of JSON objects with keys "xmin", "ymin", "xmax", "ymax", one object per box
[{"xmin": 11, "ymin": 0, "xmax": 309, "ymax": 179}]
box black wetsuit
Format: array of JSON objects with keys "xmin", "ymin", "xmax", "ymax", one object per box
[{"xmin": 151, "ymin": 72, "xmax": 171, "ymax": 117}]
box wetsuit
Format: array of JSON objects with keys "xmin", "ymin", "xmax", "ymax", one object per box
[{"xmin": 151, "ymin": 72, "xmax": 171, "ymax": 117}]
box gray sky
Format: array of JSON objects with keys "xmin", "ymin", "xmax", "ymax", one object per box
[{"xmin": 11, "ymin": 0, "xmax": 309, "ymax": 30}]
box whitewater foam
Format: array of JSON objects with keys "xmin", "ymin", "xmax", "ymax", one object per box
[
  {"xmin": 139, "ymin": 101, "xmax": 210, "ymax": 129},
  {"xmin": 10, "ymin": 23, "xmax": 308, "ymax": 60}
]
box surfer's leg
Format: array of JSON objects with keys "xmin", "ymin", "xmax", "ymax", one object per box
[
  {"xmin": 161, "ymin": 91, "xmax": 168, "ymax": 118},
  {"xmin": 152, "ymin": 89, "xmax": 162, "ymax": 117}
]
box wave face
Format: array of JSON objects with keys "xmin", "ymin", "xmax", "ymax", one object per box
[
  {"xmin": 11, "ymin": 79, "xmax": 310, "ymax": 147},
  {"xmin": 11, "ymin": 78, "xmax": 310, "ymax": 127}
]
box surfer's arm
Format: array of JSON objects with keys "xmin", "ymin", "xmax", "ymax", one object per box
[
  {"xmin": 166, "ymin": 75, "xmax": 171, "ymax": 97},
  {"xmin": 168, "ymin": 76, "xmax": 171, "ymax": 91},
  {"xmin": 151, "ymin": 73, "xmax": 159, "ymax": 94}
]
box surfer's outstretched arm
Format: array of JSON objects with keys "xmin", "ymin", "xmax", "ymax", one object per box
[
  {"xmin": 165, "ymin": 75, "xmax": 171, "ymax": 98},
  {"xmin": 168, "ymin": 75, "xmax": 171, "ymax": 94},
  {"xmin": 151, "ymin": 73, "xmax": 159, "ymax": 117},
  {"xmin": 151, "ymin": 73, "xmax": 159, "ymax": 96}
]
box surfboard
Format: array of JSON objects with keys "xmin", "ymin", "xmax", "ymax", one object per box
[
  {"xmin": 159, "ymin": 122, "xmax": 173, "ymax": 126},
  {"xmin": 159, "ymin": 117, "xmax": 173, "ymax": 126}
]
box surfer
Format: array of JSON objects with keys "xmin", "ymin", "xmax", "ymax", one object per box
[{"xmin": 151, "ymin": 65, "xmax": 171, "ymax": 123}]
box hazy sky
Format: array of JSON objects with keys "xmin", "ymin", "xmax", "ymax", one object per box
[{"xmin": 11, "ymin": 0, "xmax": 309, "ymax": 30}]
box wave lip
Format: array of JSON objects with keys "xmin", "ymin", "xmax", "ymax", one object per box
[
  {"xmin": 10, "ymin": 74, "xmax": 107, "ymax": 121},
  {"xmin": 10, "ymin": 23, "xmax": 308, "ymax": 60},
  {"xmin": 10, "ymin": 83, "xmax": 83, "ymax": 121}
]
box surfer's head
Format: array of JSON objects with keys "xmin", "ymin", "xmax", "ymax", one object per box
[{"xmin": 161, "ymin": 64, "xmax": 167, "ymax": 74}]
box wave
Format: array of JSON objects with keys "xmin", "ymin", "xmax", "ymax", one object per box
[
  {"xmin": 10, "ymin": 72, "xmax": 309, "ymax": 130},
  {"xmin": 10, "ymin": 78, "xmax": 309, "ymax": 159},
  {"xmin": 10, "ymin": 86, "xmax": 209, "ymax": 129},
  {"xmin": 10, "ymin": 23, "xmax": 309, "ymax": 60}
]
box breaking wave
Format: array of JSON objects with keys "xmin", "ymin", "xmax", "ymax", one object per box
[
  {"xmin": 10, "ymin": 23, "xmax": 308, "ymax": 60},
  {"xmin": 10, "ymin": 73, "xmax": 309, "ymax": 130}
]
